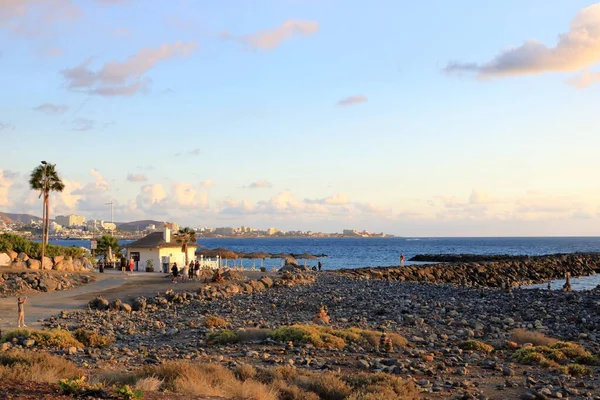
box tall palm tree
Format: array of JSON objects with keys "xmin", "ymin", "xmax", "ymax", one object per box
[
  {"xmin": 174, "ymin": 227, "xmax": 197, "ymax": 267},
  {"xmin": 29, "ymin": 161, "xmax": 65, "ymax": 263}
]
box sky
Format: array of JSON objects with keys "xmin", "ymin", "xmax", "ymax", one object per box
[{"xmin": 2, "ymin": 0, "xmax": 600, "ymax": 237}]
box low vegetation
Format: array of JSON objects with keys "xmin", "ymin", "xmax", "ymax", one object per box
[
  {"xmin": 511, "ymin": 329, "xmax": 558, "ymax": 347},
  {"xmin": 94, "ymin": 361, "xmax": 419, "ymax": 400},
  {"xmin": 202, "ymin": 315, "xmax": 230, "ymax": 328},
  {"xmin": 512, "ymin": 341, "xmax": 597, "ymax": 376},
  {"xmin": 459, "ymin": 340, "xmax": 494, "ymax": 354},
  {"xmin": 207, "ymin": 324, "xmax": 408, "ymax": 350},
  {"xmin": 0, "ymin": 233, "xmax": 88, "ymax": 259},
  {"xmin": 0, "ymin": 350, "xmax": 82, "ymax": 383},
  {"xmin": 1, "ymin": 328, "xmax": 83, "ymax": 349},
  {"xmin": 73, "ymin": 328, "xmax": 115, "ymax": 348}
]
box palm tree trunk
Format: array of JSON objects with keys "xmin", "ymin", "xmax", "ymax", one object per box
[
  {"xmin": 41, "ymin": 196, "xmax": 46, "ymax": 264},
  {"xmin": 183, "ymin": 244, "xmax": 188, "ymax": 266},
  {"xmin": 44, "ymin": 195, "xmax": 50, "ymax": 245}
]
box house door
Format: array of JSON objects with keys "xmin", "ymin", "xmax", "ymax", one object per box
[{"xmin": 130, "ymin": 252, "xmax": 140, "ymax": 271}]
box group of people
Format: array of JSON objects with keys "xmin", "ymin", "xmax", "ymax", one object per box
[{"xmin": 171, "ymin": 259, "xmax": 203, "ymax": 283}]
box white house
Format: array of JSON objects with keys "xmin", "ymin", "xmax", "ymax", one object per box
[{"xmin": 124, "ymin": 228, "xmax": 197, "ymax": 272}]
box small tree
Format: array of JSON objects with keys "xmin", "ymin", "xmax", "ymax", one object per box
[
  {"xmin": 96, "ymin": 235, "xmax": 121, "ymax": 263},
  {"xmin": 173, "ymin": 227, "xmax": 196, "ymax": 267}
]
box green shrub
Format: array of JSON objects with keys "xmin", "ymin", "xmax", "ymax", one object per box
[
  {"xmin": 73, "ymin": 329, "xmax": 114, "ymax": 348},
  {"xmin": 207, "ymin": 330, "xmax": 239, "ymax": 344},
  {"xmin": 116, "ymin": 384, "xmax": 143, "ymax": 399},
  {"xmin": 2, "ymin": 328, "xmax": 82, "ymax": 349},
  {"xmin": 459, "ymin": 340, "xmax": 494, "ymax": 354},
  {"xmin": 0, "ymin": 233, "xmax": 88, "ymax": 259},
  {"xmin": 58, "ymin": 376, "xmax": 104, "ymax": 396},
  {"xmin": 513, "ymin": 341, "xmax": 598, "ymax": 376},
  {"xmin": 268, "ymin": 325, "xmax": 346, "ymax": 349}
]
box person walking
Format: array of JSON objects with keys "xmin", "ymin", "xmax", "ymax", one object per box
[
  {"xmin": 17, "ymin": 296, "xmax": 27, "ymax": 327},
  {"xmin": 171, "ymin": 262, "xmax": 179, "ymax": 283},
  {"xmin": 129, "ymin": 257, "xmax": 135, "ymax": 274}
]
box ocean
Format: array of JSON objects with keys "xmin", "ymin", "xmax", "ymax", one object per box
[{"xmin": 51, "ymin": 236, "xmax": 600, "ymax": 269}]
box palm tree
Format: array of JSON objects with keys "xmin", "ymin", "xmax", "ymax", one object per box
[
  {"xmin": 173, "ymin": 227, "xmax": 197, "ymax": 267},
  {"xmin": 96, "ymin": 234, "xmax": 121, "ymax": 262},
  {"xmin": 29, "ymin": 161, "xmax": 65, "ymax": 264}
]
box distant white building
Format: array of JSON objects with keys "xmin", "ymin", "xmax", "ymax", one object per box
[
  {"xmin": 124, "ymin": 227, "xmax": 198, "ymax": 272},
  {"xmin": 56, "ymin": 215, "xmax": 86, "ymax": 227},
  {"xmin": 50, "ymin": 222, "xmax": 63, "ymax": 232}
]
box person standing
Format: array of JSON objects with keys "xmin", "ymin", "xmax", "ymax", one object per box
[
  {"xmin": 17, "ymin": 296, "xmax": 27, "ymax": 327},
  {"xmin": 318, "ymin": 261, "xmax": 322, "ymax": 272},
  {"xmin": 171, "ymin": 262, "xmax": 179, "ymax": 283},
  {"xmin": 400, "ymin": 254, "xmax": 405, "ymax": 267},
  {"xmin": 194, "ymin": 260, "xmax": 200, "ymax": 279},
  {"xmin": 129, "ymin": 257, "xmax": 135, "ymax": 274}
]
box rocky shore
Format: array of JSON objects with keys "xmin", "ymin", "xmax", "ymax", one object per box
[
  {"xmin": 0, "ymin": 251, "xmax": 94, "ymax": 272},
  {"xmin": 339, "ymin": 253, "xmax": 600, "ymax": 287},
  {"xmin": 3, "ymin": 271, "xmax": 593, "ymax": 399},
  {"xmin": 0, "ymin": 271, "xmax": 95, "ymax": 297}
]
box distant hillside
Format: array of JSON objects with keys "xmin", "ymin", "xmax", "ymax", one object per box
[
  {"xmin": 116, "ymin": 220, "xmax": 165, "ymax": 232},
  {"xmin": 0, "ymin": 212, "xmax": 42, "ymax": 224}
]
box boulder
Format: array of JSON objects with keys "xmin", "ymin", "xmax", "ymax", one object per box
[
  {"xmin": 88, "ymin": 296, "xmax": 110, "ymax": 311},
  {"xmin": 82, "ymin": 258, "xmax": 94, "ymax": 271},
  {"xmin": 132, "ymin": 297, "xmax": 147, "ymax": 311},
  {"xmin": 109, "ymin": 299, "xmax": 123, "ymax": 311},
  {"xmin": 120, "ymin": 303, "xmax": 132, "ymax": 312},
  {"xmin": 7, "ymin": 251, "xmax": 18, "ymax": 261},
  {"xmin": 10, "ymin": 261, "xmax": 27, "ymax": 269},
  {"xmin": 259, "ymin": 276, "xmax": 274, "ymax": 288},
  {"xmin": 41, "ymin": 257, "xmax": 53, "ymax": 270},
  {"xmin": 26, "ymin": 259, "xmax": 41, "ymax": 270},
  {"xmin": 0, "ymin": 252, "xmax": 10, "ymax": 267},
  {"xmin": 16, "ymin": 252, "xmax": 29, "ymax": 262},
  {"xmin": 72, "ymin": 258, "xmax": 84, "ymax": 271},
  {"xmin": 38, "ymin": 277, "xmax": 58, "ymax": 292},
  {"xmin": 53, "ymin": 255, "xmax": 64, "ymax": 265}
]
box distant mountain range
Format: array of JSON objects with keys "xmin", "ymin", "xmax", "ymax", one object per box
[
  {"xmin": 0, "ymin": 212, "xmax": 42, "ymax": 224},
  {"xmin": 0, "ymin": 212, "xmax": 163, "ymax": 232}
]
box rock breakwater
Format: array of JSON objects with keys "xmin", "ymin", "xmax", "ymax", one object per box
[
  {"xmin": 338, "ymin": 253, "xmax": 600, "ymax": 287},
  {"xmin": 0, "ymin": 271, "xmax": 94, "ymax": 297},
  {"xmin": 0, "ymin": 251, "xmax": 94, "ymax": 272}
]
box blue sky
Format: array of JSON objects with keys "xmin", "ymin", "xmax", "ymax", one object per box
[{"xmin": 2, "ymin": 0, "xmax": 600, "ymax": 236}]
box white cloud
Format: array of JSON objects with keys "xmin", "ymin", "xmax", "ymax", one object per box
[
  {"xmin": 305, "ymin": 193, "xmax": 349, "ymax": 206},
  {"xmin": 61, "ymin": 41, "xmax": 199, "ymax": 96},
  {"xmin": 244, "ymin": 180, "xmax": 272, "ymax": 189},
  {"xmin": 337, "ymin": 95, "xmax": 367, "ymax": 106},
  {"xmin": 0, "ymin": 0, "xmax": 80, "ymax": 39},
  {"xmin": 445, "ymin": 3, "xmax": 600, "ymax": 85},
  {"xmin": 0, "ymin": 169, "xmax": 16, "ymax": 207},
  {"xmin": 222, "ymin": 20, "xmax": 319, "ymax": 50},
  {"xmin": 568, "ymin": 69, "xmax": 600, "ymax": 88},
  {"xmin": 127, "ymin": 173, "xmax": 147, "ymax": 182},
  {"xmin": 33, "ymin": 103, "xmax": 69, "ymax": 115},
  {"xmin": 200, "ymin": 179, "xmax": 214, "ymax": 188}
]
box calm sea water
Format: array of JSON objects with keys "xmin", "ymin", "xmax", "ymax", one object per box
[{"xmin": 50, "ymin": 236, "xmax": 600, "ymax": 270}]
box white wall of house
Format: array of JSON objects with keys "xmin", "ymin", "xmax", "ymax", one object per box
[{"xmin": 127, "ymin": 246, "xmax": 198, "ymax": 272}]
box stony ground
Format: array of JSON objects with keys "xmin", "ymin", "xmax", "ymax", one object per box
[
  {"xmin": 11, "ymin": 272, "xmax": 597, "ymax": 400},
  {"xmin": 0, "ymin": 270, "xmax": 95, "ymax": 298}
]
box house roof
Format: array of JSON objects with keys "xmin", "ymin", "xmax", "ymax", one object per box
[{"xmin": 125, "ymin": 232, "xmax": 198, "ymax": 249}]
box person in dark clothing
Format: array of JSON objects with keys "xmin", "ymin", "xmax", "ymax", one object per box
[
  {"xmin": 171, "ymin": 262, "xmax": 179, "ymax": 283},
  {"xmin": 318, "ymin": 261, "xmax": 322, "ymax": 272},
  {"xmin": 194, "ymin": 260, "xmax": 200, "ymax": 280}
]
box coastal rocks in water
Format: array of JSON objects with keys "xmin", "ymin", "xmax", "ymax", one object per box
[{"xmin": 338, "ymin": 253, "xmax": 600, "ymax": 287}]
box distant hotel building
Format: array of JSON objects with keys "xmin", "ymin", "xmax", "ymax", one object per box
[{"xmin": 56, "ymin": 215, "xmax": 86, "ymax": 227}]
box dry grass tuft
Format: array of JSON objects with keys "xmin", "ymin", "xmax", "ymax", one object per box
[
  {"xmin": 511, "ymin": 329, "xmax": 558, "ymax": 347},
  {"xmin": 272, "ymin": 379, "xmax": 320, "ymax": 400},
  {"xmin": 134, "ymin": 377, "xmax": 163, "ymax": 392},
  {"xmin": 512, "ymin": 341, "xmax": 598, "ymax": 376},
  {"xmin": 343, "ymin": 372, "xmax": 420, "ymax": 400},
  {"xmin": 0, "ymin": 350, "xmax": 82, "ymax": 383},
  {"xmin": 203, "ymin": 315, "xmax": 230, "ymax": 328},
  {"xmin": 295, "ymin": 372, "xmax": 352, "ymax": 400},
  {"xmin": 236, "ymin": 364, "xmax": 258, "ymax": 381},
  {"xmin": 459, "ymin": 340, "xmax": 494, "ymax": 354}
]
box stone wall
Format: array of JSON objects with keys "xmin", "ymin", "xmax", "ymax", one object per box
[
  {"xmin": 337, "ymin": 253, "xmax": 600, "ymax": 287},
  {"xmin": 0, "ymin": 251, "xmax": 94, "ymax": 272}
]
